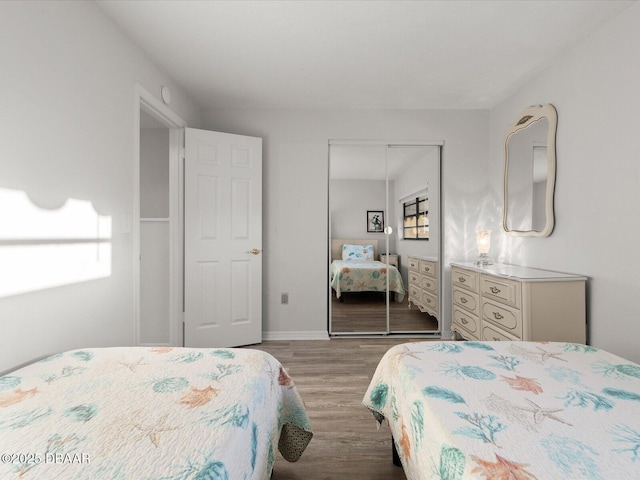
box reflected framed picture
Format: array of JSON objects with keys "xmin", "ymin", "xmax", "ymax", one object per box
[{"xmin": 367, "ymin": 210, "xmax": 384, "ymax": 233}]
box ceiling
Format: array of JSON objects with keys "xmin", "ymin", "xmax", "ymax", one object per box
[{"xmin": 98, "ymin": 0, "xmax": 635, "ymax": 110}]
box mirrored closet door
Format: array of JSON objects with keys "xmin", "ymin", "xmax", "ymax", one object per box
[{"xmin": 328, "ymin": 140, "xmax": 441, "ymax": 336}]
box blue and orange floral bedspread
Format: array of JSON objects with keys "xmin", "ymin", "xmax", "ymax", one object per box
[
  {"xmin": 0, "ymin": 347, "xmax": 312, "ymax": 479},
  {"xmin": 331, "ymin": 260, "xmax": 405, "ymax": 301},
  {"xmin": 363, "ymin": 341, "xmax": 640, "ymax": 480}
]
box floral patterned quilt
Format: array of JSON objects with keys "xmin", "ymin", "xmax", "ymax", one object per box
[
  {"xmin": 331, "ymin": 260, "xmax": 405, "ymax": 302},
  {"xmin": 0, "ymin": 347, "xmax": 312, "ymax": 480},
  {"xmin": 363, "ymin": 341, "xmax": 640, "ymax": 480}
]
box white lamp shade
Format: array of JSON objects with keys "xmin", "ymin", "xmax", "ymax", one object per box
[{"xmin": 476, "ymin": 230, "xmax": 491, "ymax": 254}]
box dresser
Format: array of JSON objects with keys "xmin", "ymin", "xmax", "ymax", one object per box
[
  {"xmin": 408, "ymin": 256, "xmax": 439, "ymax": 319},
  {"xmin": 450, "ymin": 263, "xmax": 586, "ymax": 343}
]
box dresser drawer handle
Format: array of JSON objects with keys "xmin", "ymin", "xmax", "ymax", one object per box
[
  {"xmin": 490, "ymin": 286, "xmax": 501, "ymax": 294},
  {"xmin": 493, "ymin": 337, "xmax": 501, "ymax": 341},
  {"xmin": 426, "ymin": 282, "xmax": 432, "ymax": 288},
  {"xmin": 493, "ymin": 312, "xmax": 504, "ymax": 320},
  {"xmin": 461, "ymin": 318, "xmax": 468, "ymax": 325},
  {"xmin": 424, "ymin": 267, "xmax": 431, "ymax": 272},
  {"xmin": 458, "ymin": 277, "xmax": 466, "ymax": 283},
  {"xmin": 426, "ymin": 298, "xmax": 432, "ymax": 304},
  {"xmin": 460, "ymin": 297, "xmax": 468, "ymax": 304}
]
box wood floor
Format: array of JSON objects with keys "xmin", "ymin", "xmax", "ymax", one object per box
[
  {"xmin": 330, "ymin": 291, "xmax": 439, "ymax": 333},
  {"xmin": 245, "ymin": 338, "xmax": 432, "ymax": 479}
]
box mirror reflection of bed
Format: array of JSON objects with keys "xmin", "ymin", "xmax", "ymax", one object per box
[
  {"xmin": 328, "ymin": 142, "xmax": 441, "ymax": 336},
  {"xmin": 330, "ymin": 239, "xmax": 438, "ymax": 333}
]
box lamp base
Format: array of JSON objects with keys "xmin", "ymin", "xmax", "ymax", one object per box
[{"xmin": 474, "ymin": 253, "xmax": 493, "ymax": 267}]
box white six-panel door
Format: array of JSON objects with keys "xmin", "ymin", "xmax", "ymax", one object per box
[{"xmin": 184, "ymin": 128, "xmax": 262, "ymax": 347}]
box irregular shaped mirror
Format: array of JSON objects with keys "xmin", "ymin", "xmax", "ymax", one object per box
[{"xmin": 503, "ymin": 104, "xmax": 557, "ymax": 237}]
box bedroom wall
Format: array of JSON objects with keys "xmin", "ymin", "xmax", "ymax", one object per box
[
  {"xmin": 330, "ymin": 179, "xmax": 395, "ymax": 254},
  {"xmin": 487, "ymin": 1, "xmax": 640, "ymax": 362},
  {"xmin": 392, "ymin": 146, "xmax": 441, "ymax": 281},
  {"xmin": 140, "ymin": 127, "xmax": 170, "ymax": 219},
  {"xmin": 200, "ymin": 109, "xmax": 489, "ymax": 339},
  {"xmin": 0, "ymin": 1, "xmax": 200, "ymax": 373}
]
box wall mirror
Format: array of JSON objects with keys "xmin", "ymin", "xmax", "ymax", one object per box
[
  {"xmin": 503, "ymin": 104, "xmax": 557, "ymax": 237},
  {"xmin": 328, "ymin": 140, "xmax": 441, "ymax": 336}
]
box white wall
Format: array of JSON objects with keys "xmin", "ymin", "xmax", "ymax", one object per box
[
  {"xmin": 0, "ymin": 1, "xmax": 199, "ymax": 373},
  {"xmin": 140, "ymin": 128, "xmax": 170, "ymax": 218},
  {"xmin": 392, "ymin": 147, "xmax": 441, "ymax": 274},
  {"xmin": 331, "ymin": 178, "xmax": 393, "ymax": 252},
  {"xmin": 200, "ymin": 109, "xmax": 489, "ymax": 339},
  {"xmin": 488, "ymin": 2, "xmax": 640, "ymax": 362}
]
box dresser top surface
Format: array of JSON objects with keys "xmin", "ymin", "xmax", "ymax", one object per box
[
  {"xmin": 409, "ymin": 255, "xmax": 438, "ymax": 262},
  {"xmin": 450, "ymin": 262, "xmax": 587, "ymax": 281}
]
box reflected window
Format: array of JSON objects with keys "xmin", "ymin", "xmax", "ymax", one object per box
[{"xmin": 403, "ymin": 195, "xmax": 429, "ymax": 240}]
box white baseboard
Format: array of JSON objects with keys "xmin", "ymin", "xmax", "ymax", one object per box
[
  {"xmin": 262, "ymin": 331, "xmax": 448, "ymax": 342},
  {"xmin": 262, "ymin": 330, "xmax": 330, "ymax": 341}
]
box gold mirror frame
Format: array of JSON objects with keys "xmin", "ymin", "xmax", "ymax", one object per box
[{"xmin": 503, "ymin": 104, "xmax": 557, "ymax": 237}]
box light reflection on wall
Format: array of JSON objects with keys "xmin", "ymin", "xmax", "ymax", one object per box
[{"xmin": 0, "ymin": 188, "xmax": 111, "ymax": 297}]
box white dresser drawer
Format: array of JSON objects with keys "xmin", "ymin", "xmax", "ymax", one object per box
[
  {"xmin": 453, "ymin": 307, "xmax": 479, "ymax": 335},
  {"xmin": 408, "ymin": 256, "xmax": 440, "ymax": 320},
  {"xmin": 408, "ymin": 257, "xmax": 420, "ymax": 271},
  {"xmin": 481, "ymin": 299, "xmax": 522, "ymax": 338},
  {"xmin": 452, "ymin": 267, "xmax": 478, "ymax": 292},
  {"xmin": 482, "ymin": 322, "xmax": 519, "ymax": 342},
  {"xmin": 452, "ymin": 288, "xmax": 479, "ymax": 316},
  {"xmin": 419, "ymin": 260, "xmax": 437, "ymax": 277},
  {"xmin": 408, "ymin": 284, "xmax": 422, "ymax": 302},
  {"xmin": 421, "ymin": 290, "xmax": 437, "ymax": 311},
  {"xmin": 481, "ymin": 275, "xmax": 521, "ymax": 309},
  {"xmin": 421, "ymin": 275, "xmax": 437, "ymax": 294}
]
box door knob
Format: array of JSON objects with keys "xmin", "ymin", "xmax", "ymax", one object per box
[{"xmin": 248, "ymin": 248, "xmax": 262, "ymax": 255}]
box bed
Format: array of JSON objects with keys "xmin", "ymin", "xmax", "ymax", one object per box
[
  {"xmin": 363, "ymin": 341, "xmax": 640, "ymax": 480},
  {"xmin": 330, "ymin": 238, "xmax": 405, "ymax": 302},
  {"xmin": 0, "ymin": 346, "xmax": 312, "ymax": 480}
]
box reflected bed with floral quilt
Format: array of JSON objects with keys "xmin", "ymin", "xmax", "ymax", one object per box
[{"xmin": 330, "ymin": 260, "xmax": 405, "ymax": 302}]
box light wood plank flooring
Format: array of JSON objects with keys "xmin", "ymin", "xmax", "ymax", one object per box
[
  {"xmin": 245, "ymin": 338, "xmax": 432, "ymax": 479},
  {"xmin": 331, "ymin": 292, "xmax": 439, "ymax": 333}
]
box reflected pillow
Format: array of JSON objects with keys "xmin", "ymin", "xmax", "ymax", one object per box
[{"xmin": 342, "ymin": 244, "xmax": 374, "ymax": 261}]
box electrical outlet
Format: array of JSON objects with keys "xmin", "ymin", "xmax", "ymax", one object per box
[{"xmin": 281, "ymin": 292, "xmax": 289, "ymax": 305}]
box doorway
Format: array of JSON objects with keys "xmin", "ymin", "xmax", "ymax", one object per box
[
  {"xmin": 134, "ymin": 84, "xmax": 186, "ymax": 347},
  {"xmin": 134, "ymin": 86, "xmax": 263, "ymax": 348}
]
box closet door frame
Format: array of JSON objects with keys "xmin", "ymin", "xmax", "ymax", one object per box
[
  {"xmin": 134, "ymin": 83, "xmax": 187, "ymax": 347},
  {"xmin": 327, "ymin": 139, "xmax": 444, "ymax": 337}
]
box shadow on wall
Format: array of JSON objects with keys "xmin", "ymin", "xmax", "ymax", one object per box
[
  {"xmin": 444, "ymin": 189, "xmax": 487, "ymax": 263},
  {"xmin": 0, "ymin": 188, "xmax": 111, "ymax": 297}
]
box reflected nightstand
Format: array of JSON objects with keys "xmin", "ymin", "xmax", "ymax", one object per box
[{"xmin": 379, "ymin": 254, "xmax": 399, "ymax": 269}]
